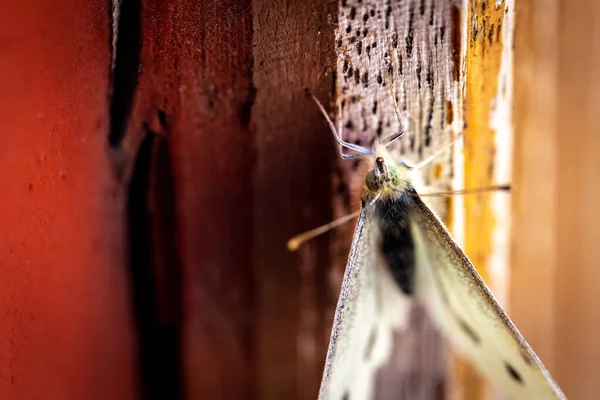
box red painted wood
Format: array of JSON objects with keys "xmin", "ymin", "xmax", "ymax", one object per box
[
  {"xmin": 0, "ymin": 1, "xmax": 137, "ymax": 399},
  {"xmin": 130, "ymin": 1, "xmax": 256, "ymax": 397},
  {"xmin": 1, "ymin": 0, "xmax": 337, "ymax": 398}
]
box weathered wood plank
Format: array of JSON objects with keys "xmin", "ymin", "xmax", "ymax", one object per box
[
  {"xmin": 125, "ymin": 1, "xmax": 256, "ymax": 398},
  {"xmin": 252, "ymin": 0, "xmax": 337, "ymax": 398},
  {"xmin": 334, "ymin": 0, "xmax": 465, "ymax": 398},
  {"xmin": 0, "ymin": 1, "xmax": 137, "ymax": 398},
  {"xmin": 457, "ymin": 0, "xmax": 515, "ymax": 399},
  {"xmin": 511, "ymin": 0, "xmax": 560, "ymax": 388},
  {"xmin": 555, "ymin": 0, "xmax": 600, "ymax": 396},
  {"xmin": 487, "ymin": 0, "xmax": 600, "ymax": 399},
  {"xmin": 512, "ymin": 0, "xmax": 600, "ymax": 398}
]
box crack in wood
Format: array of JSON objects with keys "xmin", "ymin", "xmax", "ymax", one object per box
[{"xmin": 108, "ymin": 0, "xmax": 141, "ymax": 149}]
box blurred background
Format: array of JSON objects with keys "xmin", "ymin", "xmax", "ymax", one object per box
[{"xmin": 1, "ymin": 0, "xmax": 598, "ymax": 399}]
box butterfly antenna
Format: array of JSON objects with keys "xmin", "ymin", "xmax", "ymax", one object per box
[
  {"xmin": 411, "ymin": 132, "xmax": 465, "ymax": 171},
  {"xmin": 287, "ymin": 210, "xmax": 360, "ymax": 251},
  {"xmin": 306, "ymin": 89, "xmax": 371, "ymax": 158},
  {"xmin": 417, "ymin": 184, "xmax": 511, "ymax": 197},
  {"xmin": 287, "ymin": 186, "xmax": 384, "ymax": 251},
  {"xmin": 382, "ymin": 47, "xmax": 405, "ymax": 147}
]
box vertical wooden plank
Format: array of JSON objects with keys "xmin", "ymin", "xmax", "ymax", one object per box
[
  {"xmin": 0, "ymin": 1, "xmax": 137, "ymax": 399},
  {"xmin": 171, "ymin": 3, "xmax": 255, "ymax": 397},
  {"xmin": 124, "ymin": 1, "xmax": 256, "ymax": 398},
  {"xmin": 512, "ymin": 0, "xmax": 559, "ymax": 381},
  {"xmin": 252, "ymin": 1, "xmax": 336, "ymax": 398},
  {"xmin": 456, "ymin": 0, "xmax": 515, "ymax": 398},
  {"xmin": 513, "ymin": 0, "xmax": 600, "ymax": 398},
  {"xmin": 334, "ymin": 0, "xmax": 463, "ymax": 398},
  {"xmin": 555, "ymin": 0, "xmax": 600, "ymax": 397}
]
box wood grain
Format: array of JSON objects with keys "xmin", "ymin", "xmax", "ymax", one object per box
[
  {"xmin": 10, "ymin": 0, "xmax": 598, "ymax": 399},
  {"xmin": 127, "ymin": 1, "xmax": 256, "ymax": 398},
  {"xmin": 0, "ymin": 1, "xmax": 137, "ymax": 399},
  {"xmin": 458, "ymin": 1, "xmax": 515, "ymax": 399},
  {"xmin": 513, "ymin": 0, "xmax": 600, "ymax": 399},
  {"xmin": 512, "ymin": 0, "xmax": 560, "ymax": 385},
  {"xmin": 555, "ymin": 0, "xmax": 600, "ymax": 395},
  {"xmin": 252, "ymin": 1, "xmax": 337, "ymax": 398},
  {"xmin": 334, "ymin": 0, "xmax": 464, "ymax": 398}
]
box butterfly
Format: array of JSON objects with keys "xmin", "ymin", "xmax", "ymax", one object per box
[{"xmin": 291, "ymin": 92, "xmax": 566, "ymax": 400}]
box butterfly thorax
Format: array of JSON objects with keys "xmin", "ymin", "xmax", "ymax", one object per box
[{"xmin": 360, "ymin": 146, "xmax": 420, "ymax": 296}]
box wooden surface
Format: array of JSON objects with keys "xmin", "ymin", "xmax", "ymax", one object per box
[
  {"xmin": 127, "ymin": 1, "xmax": 256, "ymax": 398},
  {"xmin": 513, "ymin": 0, "xmax": 600, "ymax": 398},
  {"xmin": 0, "ymin": 0, "xmax": 137, "ymax": 399},
  {"xmin": 457, "ymin": 1, "xmax": 515, "ymax": 399},
  {"xmin": 511, "ymin": 0, "xmax": 560, "ymax": 386},
  {"xmin": 555, "ymin": 1, "xmax": 600, "ymax": 397},
  {"xmin": 2, "ymin": 0, "xmax": 598, "ymax": 399},
  {"xmin": 334, "ymin": 1, "xmax": 463, "ymax": 397},
  {"xmin": 252, "ymin": 0, "xmax": 336, "ymax": 398}
]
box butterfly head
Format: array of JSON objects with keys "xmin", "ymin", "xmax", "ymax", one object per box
[{"xmin": 365, "ymin": 155, "xmax": 403, "ymax": 194}]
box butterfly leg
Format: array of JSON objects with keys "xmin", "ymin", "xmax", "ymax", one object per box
[{"xmin": 306, "ymin": 89, "xmax": 371, "ymax": 159}]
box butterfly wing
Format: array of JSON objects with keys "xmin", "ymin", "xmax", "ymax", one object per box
[
  {"xmin": 409, "ymin": 195, "xmax": 566, "ymax": 399},
  {"xmin": 319, "ymin": 208, "xmax": 413, "ymax": 400}
]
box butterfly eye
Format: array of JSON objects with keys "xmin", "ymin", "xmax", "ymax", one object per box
[
  {"xmin": 387, "ymin": 166, "xmax": 401, "ymax": 187},
  {"xmin": 366, "ymin": 170, "xmax": 380, "ymax": 191}
]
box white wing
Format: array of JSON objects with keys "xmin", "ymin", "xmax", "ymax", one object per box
[
  {"xmin": 319, "ymin": 209, "xmax": 413, "ymax": 400},
  {"xmin": 409, "ymin": 196, "xmax": 566, "ymax": 400}
]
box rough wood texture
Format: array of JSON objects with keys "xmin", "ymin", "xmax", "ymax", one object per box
[
  {"xmin": 334, "ymin": 0, "xmax": 461, "ymax": 205},
  {"xmin": 333, "ymin": 0, "xmax": 465, "ymax": 398},
  {"xmin": 332, "ymin": 1, "xmax": 517, "ymax": 399},
  {"xmin": 9, "ymin": 0, "xmax": 585, "ymax": 399},
  {"xmin": 513, "ymin": 0, "xmax": 600, "ymax": 398},
  {"xmin": 252, "ymin": 1, "xmax": 337, "ymax": 398},
  {"xmin": 0, "ymin": 1, "xmax": 137, "ymax": 399},
  {"xmin": 123, "ymin": 1, "xmax": 256, "ymax": 398},
  {"xmin": 455, "ymin": 1, "xmax": 515, "ymax": 399}
]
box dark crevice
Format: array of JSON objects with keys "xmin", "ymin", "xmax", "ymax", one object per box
[
  {"xmin": 127, "ymin": 126, "xmax": 183, "ymax": 400},
  {"xmin": 424, "ymin": 96, "xmax": 434, "ymax": 147},
  {"xmin": 108, "ymin": 0, "xmax": 142, "ymax": 148},
  {"xmin": 406, "ymin": 9, "xmax": 414, "ymax": 58},
  {"xmin": 239, "ymin": 85, "xmax": 257, "ymax": 127},
  {"xmin": 157, "ymin": 109, "xmax": 169, "ymax": 131}
]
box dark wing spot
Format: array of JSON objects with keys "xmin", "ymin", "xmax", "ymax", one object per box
[
  {"xmin": 455, "ymin": 315, "xmax": 481, "ymax": 344},
  {"xmin": 520, "ymin": 349, "xmax": 533, "ymax": 365},
  {"xmin": 363, "ymin": 326, "xmax": 378, "ymax": 361},
  {"xmin": 505, "ymin": 362, "xmax": 524, "ymax": 385}
]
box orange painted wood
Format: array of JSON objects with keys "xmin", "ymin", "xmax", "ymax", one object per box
[
  {"xmin": 0, "ymin": 1, "xmax": 137, "ymax": 399},
  {"xmin": 513, "ymin": 1, "xmax": 600, "ymax": 399},
  {"xmin": 458, "ymin": 1, "xmax": 511, "ymax": 398},
  {"xmin": 554, "ymin": 2, "xmax": 600, "ymax": 398},
  {"xmin": 512, "ymin": 0, "xmax": 560, "ymax": 383}
]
